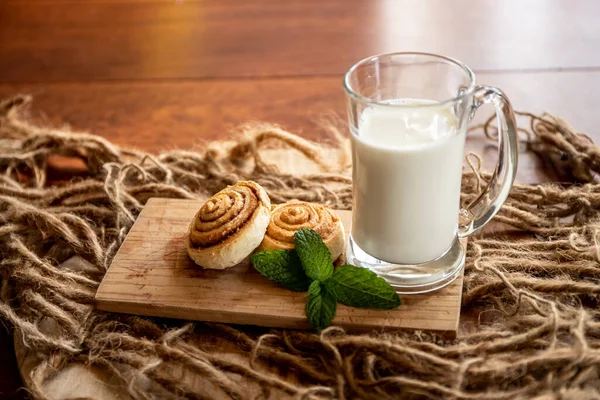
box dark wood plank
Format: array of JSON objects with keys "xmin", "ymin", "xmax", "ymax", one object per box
[
  {"xmin": 1, "ymin": 0, "xmax": 599, "ymax": 83},
  {"xmin": 1, "ymin": 70, "xmax": 598, "ymax": 183},
  {"xmin": 0, "ymin": 76, "xmax": 346, "ymax": 150}
]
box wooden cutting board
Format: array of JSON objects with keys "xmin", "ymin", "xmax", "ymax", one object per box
[{"xmin": 96, "ymin": 198, "xmax": 464, "ymax": 335}]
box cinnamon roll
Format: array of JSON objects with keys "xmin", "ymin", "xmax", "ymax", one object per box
[
  {"xmin": 258, "ymin": 201, "xmax": 345, "ymax": 261},
  {"xmin": 186, "ymin": 181, "xmax": 271, "ymax": 269}
]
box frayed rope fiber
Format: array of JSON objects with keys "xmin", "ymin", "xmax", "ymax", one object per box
[{"xmin": 1, "ymin": 94, "xmax": 600, "ymax": 399}]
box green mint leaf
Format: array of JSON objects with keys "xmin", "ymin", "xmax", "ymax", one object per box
[
  {"xmin": 294, "ymin": 228, "xmax": 333, "ymax": 282},
  {"xmin": 308, "ymin": 280, "xmax": 321, "ymax": 295},
  {"xmin": 305, "ymin": 287, "xmax": 337, "ymax": 332},
  {"xmin": 251, "ymin": 250, "xmax": 310, "ymax": 292},
  {"xmin": 324, "ymin": 266, "xmax": 401, "ymax": 309}
]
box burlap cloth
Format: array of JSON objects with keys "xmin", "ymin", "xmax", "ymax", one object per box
[{"xmin": 1, "ymin": 95, "xmax": 600, "ymax": 399}]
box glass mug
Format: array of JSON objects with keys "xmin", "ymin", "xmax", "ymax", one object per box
[{"xmin": 344, "ymin": 52, "xmax": 518, "ymax": 294}]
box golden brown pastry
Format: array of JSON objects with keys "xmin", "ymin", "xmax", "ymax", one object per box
[
  {"xmin": 258, "ymin": 201, "xmax": 345, "ymax": 260},
  {"xmin": 187, "ymin": 181, "xmax": 271, "ymax": 269}
]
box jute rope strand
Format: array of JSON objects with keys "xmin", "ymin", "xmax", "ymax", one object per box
[{"xmin": 1, "ymin": 94, "xmax": 600, "ymax": 399}]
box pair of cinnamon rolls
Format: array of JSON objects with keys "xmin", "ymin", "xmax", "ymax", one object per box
[{"xmin": 186, "ymin": 181, "xmax": 345, "ymax": 270}]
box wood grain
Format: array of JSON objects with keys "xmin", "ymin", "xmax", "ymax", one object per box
[
  {"xmin": 96, "ymin": 198, "xmax": 464, "ymax": 334},
  {"xmin": 1, "ymin": 0, "xmax": 599, "ymax": 83},
  {"xmin": 2, "ymin": 70, "xmax": 598, "ymax": 183}
]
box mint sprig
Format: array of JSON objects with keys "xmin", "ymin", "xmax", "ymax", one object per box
[
  {"xmin": 308, "ymin": 280, "xmax": 322, "ymax": 295},
  {"xmin": 251, "ymin": 228, "xmax": 401, "ymax": 331},
  {"xmin": 251, "ymin": 250, "xmax": 310, "ymax": 292},
  {"xmin": 306, "ymin": 283, "xmax": 337, "ymax": 332},
  {"xmin": 294, "ymin": 228, "xmax": 333, "ymax": 282},
  {"xmin": 324, "ymin": 266, "xmax": 401, "ymax": 309}
]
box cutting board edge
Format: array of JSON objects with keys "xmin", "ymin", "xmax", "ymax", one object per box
[{"xmin": 95, "ymin": 295, "xmax": 459, "ymax": 335}]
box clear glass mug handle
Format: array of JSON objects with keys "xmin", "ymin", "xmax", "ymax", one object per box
[{"xmin": 458, "ymin": 85, "xmax": 519, "ymax": 237}]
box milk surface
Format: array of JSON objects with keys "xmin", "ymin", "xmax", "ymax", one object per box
[{"xmin": 351, "ymin": 99, "xmax": 466, "ymax": 264}]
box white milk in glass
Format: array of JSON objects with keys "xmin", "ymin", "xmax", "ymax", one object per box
[{"xmin": 351, "ymin": 99, "xmax": 466, "ymax": 264}]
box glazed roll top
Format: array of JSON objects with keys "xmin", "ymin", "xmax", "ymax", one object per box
[
  {"xmin": 187, "ymin": 181, "xmax": 271, "ymax": 269},
  {"xmin": 258, "ymin": 201, "xmax": 345, "ymax": 261}
]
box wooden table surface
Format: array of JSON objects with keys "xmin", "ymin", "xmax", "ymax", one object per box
[{"xmin": 0, "ymin": 0, "xmax": 598, "ymax": 397}]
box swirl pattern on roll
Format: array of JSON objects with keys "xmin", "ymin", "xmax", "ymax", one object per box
[
  {"xmin": 259, "ymin": 201, "xmax": 345, "ymax": 260},
  {"xmin": 189, "ymin": 181, "xmax": 270, "ymax": 249}
]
